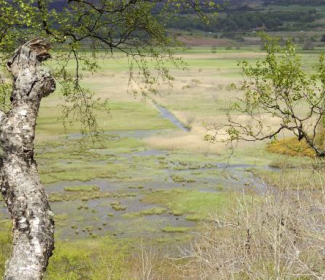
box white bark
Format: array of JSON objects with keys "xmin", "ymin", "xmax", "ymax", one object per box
[
  {"xmin": 0, "ymin": 111, "xmax": 5, "ymax": 123},
  {"xmin": 0, "ymin": 39, "xmax": 56, "ymax": 280}
]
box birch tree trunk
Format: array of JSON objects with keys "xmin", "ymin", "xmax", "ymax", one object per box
[{"xmin": 0, "ymin": 39, "xmax": 56, "ymax": 280}]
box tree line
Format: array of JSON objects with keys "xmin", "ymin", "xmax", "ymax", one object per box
[
  {"xmin": 167, "ymin": 9, "xmax": 322, "ymax": 32},
  {"xmin": 271, "ymin": 0, "xmax": 325, "ymax": 5}
]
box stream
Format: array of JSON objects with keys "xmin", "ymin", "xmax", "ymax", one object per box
[{"xmin": 153, "ymin": 101, "xmax": 190, "ymax": 132}]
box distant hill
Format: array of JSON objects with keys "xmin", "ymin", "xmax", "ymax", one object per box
[
  {"xmin": 231, "ymin": 0, "xmax": 325, "ymax": 4},
  {"xmin": 166, "ymin": 0, "xmax": 325, "ymax": 33},
  {"xmin": 10, "ymin": 0, "xmax": 325, "ymax": 34}
]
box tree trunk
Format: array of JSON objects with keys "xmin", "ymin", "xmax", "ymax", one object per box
[{"xmin": 0, "ymin": 39, "xmax": 56, "ymax": 280}]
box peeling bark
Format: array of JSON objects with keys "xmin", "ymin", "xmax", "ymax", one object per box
[{"xmin": 0, "ymin": 39, "xmax": 56, "ymax": 280}]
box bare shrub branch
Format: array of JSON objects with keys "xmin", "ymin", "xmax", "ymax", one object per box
[{"xmin": 179, "ymin": 170, "xmax": 325, "ymax": 280}]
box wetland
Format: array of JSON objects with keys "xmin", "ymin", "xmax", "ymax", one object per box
[{"xmin": 0, "ymin": 47, "xmax": 321, "ymax": 279}]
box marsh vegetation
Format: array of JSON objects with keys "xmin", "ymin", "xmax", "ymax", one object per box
[{"xmin": 1, "ymin": 41, "xmax": 325, "ymax": 280}]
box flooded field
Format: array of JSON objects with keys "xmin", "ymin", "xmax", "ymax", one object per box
[{"xmin": 0, "ymin": 104, "xmax": 270, "ymax": 243}]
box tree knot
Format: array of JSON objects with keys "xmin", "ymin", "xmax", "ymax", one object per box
[{"xmin": 7, "ymin": 38, "xmax": 52, "ymax": 77}]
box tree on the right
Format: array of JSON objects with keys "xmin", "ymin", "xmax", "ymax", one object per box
[{"xmin": 208, "ymin": 35, "xmax": 325, "ymax": 157}]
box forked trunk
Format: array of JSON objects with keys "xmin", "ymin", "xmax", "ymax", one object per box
[{"xmin": 0, "ymin": 39, "xmax": 56, "ymax": 280}]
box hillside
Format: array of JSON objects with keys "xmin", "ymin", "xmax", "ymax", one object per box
[
  {"xmin": 167, "ymin": 0, "xmax": 325, "ymax": 33},
  {"xmin": 43, "ymin": 0, "xmax": 325, "ymax": 48},
  {"xmin": 39, "ymin": 1, "xmax": 325, "ymax": 34}
]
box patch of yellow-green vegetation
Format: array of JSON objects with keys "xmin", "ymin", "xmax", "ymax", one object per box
[
  {"xmin": 49, "ymin": 190, "xmax": 110, "ymax": 202},
  {"xmin": 37, "ymin": 149, "xmax": 105, "ymax": 161},
  {"xmin": 143, "ymin": 189, "xmax": 233, "ymax": 220},
  {"xmin": 54, "ymin": 214, "xmax": 70, "ymax": 227},
  {"xmin": 40, "ymin": 163, "xmax": 115, "ymax": 184},
  {"xmin": 107, "ymin": 102, "xmax": 176, "ymax": 131},
  {"xmin": 0, "ymin": 214, "xmax": 11, "ymax": 230},
  {"xmin": 0, "ymin": 214, "xmax": 12, "ymax": 276},
  {"xmin": 268, "ymin": 158, "xmax": 310, "ymax": 170},
  {"xmin": 267, "ymin": 137, "xmax": 316, "ymax": 158},
  {"xmin": 0, "ymin": 231, "xmax": 12, "ymax": 277},
  {"xmin": 123, "ymin": 207, "xmax": 167, "ymax": 218},
  {"xmin": 161, "ymin": 225, "xmax": 190, "ymax": 233},
  {"xmin": 112, "ymin": 192, "xmax": 137, "ymax": 198},
  {"xmin": 39, "ymin": 158, "xmax": 131, "ymax": 184},
  {"xmin": 170, "ymin": 174, "xmax": 196, "ymax": 183},
  {"xmin": 185, "ymin": 215, "xmax": 202, "ymax": 222},
  {"xmin": 38, "ymin": 135, "xmax": 144, "ymax": 159},
  {"xmin": 37, "ymin": 134, "xmax": 148, "ymax": 184},
  {"xmin": 255, "ymin": 167, "xmax": 325, "ymax": 190},
  {"xmin": 110, "ymin": 201, "xmax": 127, "ymax": 211},
  {"xmin": 112, "ymin": 205, "xmax": 127, "ymax": 211},
  {"xmin": 166, "ymin": 153, "xmax": 221, "ymax": 168},
  {"xmin": 128, "ymin": 185, "xmax": 144, "ymax": 190},
  {"xmin": 64, "ymin": 185, "xmax": 100, "ymax": 192},
  {"xmin": 225, "ymin": 144, "xmax": 312, "ymax": 170},
  {"xmin": 37, "ymin": 99, "xmax": 175, "ymax": 138},
  {"xmin": 172, "ymin": 210, "xmax": 184, "ymax": 216},
  {"xmin": 45, "ymin": 237, "xmax": 130, "ymax": 280},
  {"xmin": 155, "ymin": 234, "xmax": 192, "ymax": 245},
  {"xmin": 91, "ymin": 135, "xmax": 145, "ymax": 151},
  {"xmin": 171, "ymin": 160, "xmax": 203, "ymax": 170}
]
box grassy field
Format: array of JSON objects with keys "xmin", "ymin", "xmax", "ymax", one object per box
[
  {"xmin": 31, "ymin": 46, "xmax": 325, "ymax": 231},
  {"xmin": 0, "ymin": 45, "xmax": 324, "ymax": 279}
]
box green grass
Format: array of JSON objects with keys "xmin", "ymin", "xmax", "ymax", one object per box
[
  {"xmin": 45, "ymin": 237, "xmax": 130, "ymax": 280},
  {"xmin": 254, "ymin": 167, "xmax": 325, "ymax": 191},
  {"xmin": 40, "ymin": 162, "xmax": 118, "ymax": 184},
  {"xmin": 185, "ymin": 215, "xmax": 202, "ymax": 222},
  {"xmin": 161, "ymin": 225, "xmax": 190, "ymax": 233},
  {"xmin": 170, "ymin": 174, "xmax": 196, "ymax": 183},
  {"xmin": 37, "ymin": 101, "xmax": 175, "ymax": 137},
  {"xmin": 111, "ymin": 202, "xmax": 127, "ymax": 211},
  {"xmin": 37, "ymin": 135, "xmax": 147, "ymax": 184},
  {"xmin": 123, "ymin": 207, "xmax": 168, "ymax": 218},
  {"xmin": 0, "ymin": 232, "xmax": 11, "ymax": 277},
  {"xmin": 143, "ymin": 189, "xmax": 233, "ymax": 220},
  {"xmin": 229, "ymin": 144, "xmax": 313, "ymax": 169},
  {"xmin": 64, "ymin": 185, "xmax": 100, "ymax": 192},
  {"xmin": 49, "ymin": 190, "xmax": 110, "ymax": 202}
]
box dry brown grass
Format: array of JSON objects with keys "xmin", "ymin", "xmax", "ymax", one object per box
[
  {"xmin": 144, "ymin": 130, "xmax": 224, "ymax": 154},
  {"xmin": 176, "ymin": 172, "xmax": 325, "ymax": 280},
  {"xmin": 127, "ymin": 241, "xmax": 181, "ymax": 280},
  {"xmin": 121, "ymin": 165, "xmax": 325, "ymax": 280}
]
